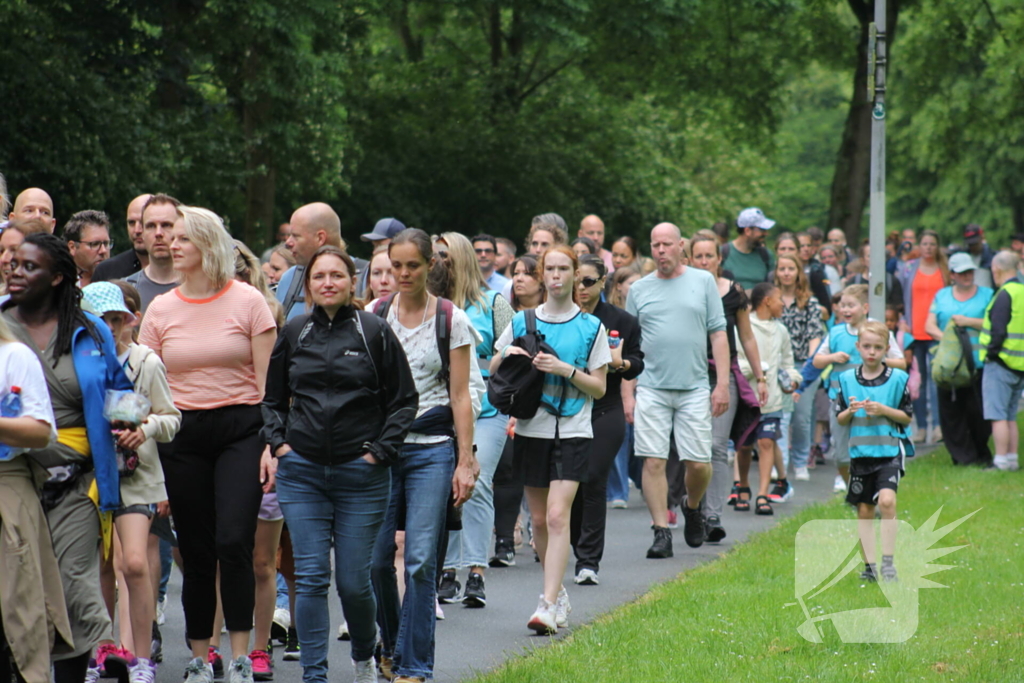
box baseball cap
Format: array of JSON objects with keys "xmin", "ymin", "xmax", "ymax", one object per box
[
  {"xmin": 737, "ymin": 207, "xmax": 776, "ymax": 231},
  {"xmin": 361, "ymin": 218, "xmax": 406, "ymax": 242},
  {"xmin": 82, "ymin": 282, "xmax": 137, "ymax": 324},
  {"xmin": 948, "ymin": 252, "xmax": 976, "ymax": 273},
  {"xmin": 962, "ymin": 224, "xmax": 983, "ymax": 245}
]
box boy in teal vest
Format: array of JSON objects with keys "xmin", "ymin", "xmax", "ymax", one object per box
[{"xmin": 835, "ymin": 321, "xmax": 914, "ymax": 582}]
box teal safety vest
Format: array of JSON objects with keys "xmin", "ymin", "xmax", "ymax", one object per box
[
  {"xmin": 827, "ymin": 324, "xmax": 862, "ymax": 399},
  {"xmin": 510, "ymin": 309, "xmax": 602, "ymax": 418},
  {"xmin": 837, "ymin": 368, "xmax": 913, "ymax": 459},
  {"xmin": 466, "ymin": 290, "xmax": 502, "ymax": 419}
]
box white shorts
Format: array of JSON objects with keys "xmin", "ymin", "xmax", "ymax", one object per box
[{"xmin": 634, "ymin": 385, "xmax": 712, "ymax": 463}]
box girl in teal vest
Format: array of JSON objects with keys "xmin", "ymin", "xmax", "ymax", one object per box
[
  {"xmin": 836, "ymin": 321, "xmax": 913, "ymax": 583},
  {"xmin": 433, "ymin": 232, "xmax": 516, "ymax": 609},
  {"xmin": 491, "ymin": 245, "xmax": 609, "ymax": 635}
]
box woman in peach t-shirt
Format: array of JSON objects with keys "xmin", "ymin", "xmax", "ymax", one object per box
[{"xmin": 139, "ymin": 206, "xmax": 276, "ymax": 682}]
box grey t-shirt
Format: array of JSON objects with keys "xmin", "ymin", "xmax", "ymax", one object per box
[
  {"xmin": 126, "ymin": 269, "xmax": 178, "ymax": 314},
  {"xmin": 626, "ymin": 267, "xmax": 726, "ymax": 391}
]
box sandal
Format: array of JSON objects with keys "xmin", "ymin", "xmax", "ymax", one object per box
[
  {"xmin": 727, "ymin": 481, "xmax": 740, "ymax": 506},
  {"xmin": 755, "ymin": 495, "xmax": 774, "ymax": 516},
  {"xmin": 733, "ymin": 486, "xmax": 752, "ymax": 512}
]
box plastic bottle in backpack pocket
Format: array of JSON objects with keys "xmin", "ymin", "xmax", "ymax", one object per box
[{"xmin": 0, "ymin": 387, "xmax": 23, "ymax": 461}]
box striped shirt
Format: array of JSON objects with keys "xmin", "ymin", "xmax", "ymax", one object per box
[{"xmin": 139, "ymin": 280, "xmax": 276, "ymax": 410}]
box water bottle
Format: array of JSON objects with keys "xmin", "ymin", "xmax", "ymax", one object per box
[
  {"xmin": 0, "ymin": 386, "xmax": 23, "ymax": 462},
  {"xmin": 608, "ymin": 330, "xmax": 622, "ymax": 349}
]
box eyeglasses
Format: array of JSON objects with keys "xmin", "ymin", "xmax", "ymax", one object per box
[
  {"xmin": 474, "ymin": 248, "xmax": 494, "ymax": 255},
  {"xmin": 580, "ymin": 276, "xmax": 601, "ymax": 288},
  {"xmin": 79, "ymin": 240, "xmax": 113, "ymax": 250}
]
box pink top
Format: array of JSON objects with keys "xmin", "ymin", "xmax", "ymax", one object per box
[
  {"xmin": 139, "ymin": 280, "xmax": 277, "ymax": 410},
  {"xmin": 911, "ymin": 267, "xmax": 945, "ymax": 340},
  {"xmin": 600, "ymin": 248, "xmax": 614, "ymax": 272}
]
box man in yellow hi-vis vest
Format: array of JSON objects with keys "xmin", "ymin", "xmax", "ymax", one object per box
[{"xmin": 979, "ymin": 250, "xmax": 1024, "ymax": 471}]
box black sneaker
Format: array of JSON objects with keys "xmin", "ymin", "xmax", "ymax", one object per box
[
  {"xmin": 151, "ymin": 621, "xmax": 163, "ymax": 663},
  {"xmin": 646, "ymin": 525, "xmax": 673, "ymax": 558},
  {"xmin": 704, "ymin": 514, "xmax": 726, "ymax": 543},
  {"xmin": 681, "ymin": 499, "xmax": 705, "ymax": 548},
  {"xmin": 283, "ymin": 627, "xmax": 300, "ymax": 661},
  {"xmin": 437, "ymin": 569, "xmax": 461, "ymax": 603},
  {"xmin": 859, "ymin": 563, "xmax": 878, "ymax": 582},
  {"xmin": 462, "ymin": 571, "xmax": 486, "ymax": 608},
  {"xmin": 488, "ymin": 539, "xmax": 516, "ymax": 567}
]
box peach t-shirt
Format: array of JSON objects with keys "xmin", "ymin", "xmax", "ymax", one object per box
[
  {"xmin": 911, "ymin": 267, "xmax": 945, "ymax": 340},
  {"xmin": 139, "ymin": 280, "xmax": 277, "ymax": 410}
]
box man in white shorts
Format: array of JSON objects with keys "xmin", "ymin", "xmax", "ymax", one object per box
[{"xmin": 626, "ymin": 223, "xmax": 730, "ymax": 557}]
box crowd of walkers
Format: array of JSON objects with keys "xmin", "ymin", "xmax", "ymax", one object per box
[{"xmin": 1, "ymin": 174, "xmax": 1023, "ymax": 683}]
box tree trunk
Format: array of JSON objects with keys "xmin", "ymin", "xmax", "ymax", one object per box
[
  {"xmin": 827, "ymin": 0, "xmax": 904, "ymax": 245},
  {"xmin": 826, "ymin": 19, "xmax": 872, "ymax": 243},
  {"xmin": 242, "ymin": 49, "xmax": 275, "ymax": 250}
]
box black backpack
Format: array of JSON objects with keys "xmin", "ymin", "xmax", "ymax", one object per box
[{"xmin": 488, "ymin": 310, "xmax": 565, "ymax": 419}]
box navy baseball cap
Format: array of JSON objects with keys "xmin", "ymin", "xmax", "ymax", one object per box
[{"xmin": 361, "ymin": 218, "xmax": 406, "ymax": 242}]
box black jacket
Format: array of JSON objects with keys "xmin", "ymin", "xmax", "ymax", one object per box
[
  {"xmin": 261, "ymin": 305, "xmax": 418, "ymax": 466},
  {"xmin": 93, "ymin": 249, "xmax": 142, "ymax": 282},
  {"xmin": 591, "ymin": 300, "xmax": 644, "ymax": 412}
]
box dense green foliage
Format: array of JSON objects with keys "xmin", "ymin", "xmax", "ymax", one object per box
[{"xmin": 1, "ymin": 0, "xmax": 1021, "ymax": 256}]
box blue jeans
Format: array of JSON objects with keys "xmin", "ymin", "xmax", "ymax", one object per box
[
  {"xmin": 790, "ymin": 375, "xmax": 818, "ymax": 469},
  {"xmin": 606, "ymin": 423, "xmax": 633, "ymax": 502},
  {"xmin": 276, "ymin": 452, "xmax": 391, "ymax": 682},
  {"xmin": 445, "ymin": 414, "xmax": 508, "ymax": 570},
  {"xmin": 372, "ymin": 441, "xmax": 456, "ymax": 680}
]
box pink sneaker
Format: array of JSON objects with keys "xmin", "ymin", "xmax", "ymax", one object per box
[
  {"xmin": 250, "ymin": 650, "xmax": 273, "ymax": 681},
  {"xmin": 95, "ymin": 643, "xmax": 131, "ymax": 679}
]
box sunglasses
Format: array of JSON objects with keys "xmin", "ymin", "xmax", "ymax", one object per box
[
  {"xmin": 474, "ymin": 248, "xmax": 495, "ymax": 255},
  {"xmin": 580, "ymin": 276, "xmax": 601, "ymax": 288}
]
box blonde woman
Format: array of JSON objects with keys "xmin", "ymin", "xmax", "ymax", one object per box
[
  {"xmin": 139, "ymin": 207, "xmax": 277, "ymax": 683},
  {"xmin": 434, "ymin": 232, "xmax": 514, "ymax": 608}
]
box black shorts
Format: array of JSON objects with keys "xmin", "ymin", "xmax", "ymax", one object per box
[
  {"xmin": 846, "ymin": 456, "xmax": 903, "ymax": 506},
  {"xmin": 741, "ymin": 416, "xmax": 782, "ymax": 447},
  {"xmin": 513, "ymin": 435, "xmax": 591, "ymax": 488}
]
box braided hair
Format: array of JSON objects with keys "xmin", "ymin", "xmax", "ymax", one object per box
[{"xmin": 22, "ymin": 233, "xmax": 100, "ymax": 366}]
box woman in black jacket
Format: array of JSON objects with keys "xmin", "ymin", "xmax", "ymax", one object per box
[
  {"xmin": 568, "ymin": 255, "xmax": 644, "ymax": 585},
  {"xmin": 260, "ymin": 246, "xmax": 417, "ymax": 683}
]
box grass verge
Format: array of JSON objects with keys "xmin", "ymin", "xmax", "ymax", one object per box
[{"xmin": 472, "ymin": 431, "xmax": 1024, "ymax": 682}]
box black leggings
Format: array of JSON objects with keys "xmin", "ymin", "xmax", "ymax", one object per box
[
  {"xmin": 160, "ymin": 404, "xmax": 264, "ymax": 640},
  {"xmin": 492, "ymin": 437, "xmax": 523, "ymax": 545},
  {"xmin": 570, "ymin": 405, "xmax": 627, "ymax": 573},
  {"xmin": 0, "ymin": 612, "xmax": 27, "ymax": 683},
  {"xmin": 53, "ymin": 653, "xmax": 88, "ymax": 683}
]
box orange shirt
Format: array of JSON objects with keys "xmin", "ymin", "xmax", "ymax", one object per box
[
  {"xmin": 139, "ymin": 280, "xmax": 276, "ymax": 410},
  {"xmin": 911, "ymin": 267, "xmax": 945, "ymax": 340}
]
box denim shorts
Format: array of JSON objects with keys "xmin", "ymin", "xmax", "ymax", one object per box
[
  {"xmin": 741, "ymin": 412, "xmax": 783, "ymax": 447},
  {"xmin": 114, "ymin": 503, "xmax": 156, "ymax": 519},
  {"xmin": 982, "ymin": 361, "xmax": 1024, "ymax": 421}
]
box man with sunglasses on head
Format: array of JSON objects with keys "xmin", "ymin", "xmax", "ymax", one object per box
[
  {"xmin": 63, "ymin": 210, "xmax": 112, "ymax": 287},
  {"xmin": 473, "ymin": 234, "xmax": 509, "ymax": 291}
]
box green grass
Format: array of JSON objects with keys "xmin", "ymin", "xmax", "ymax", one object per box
[{"xmin": 473, "ymin": 430, "xmax": 1024, "ymax": 682}]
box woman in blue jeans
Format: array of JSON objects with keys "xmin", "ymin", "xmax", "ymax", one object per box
[
  {"xmin": 371, "ymin": 229, "xmax": 478, "ymax": 683},
  {"xmin": 432, "ymin": 233, "xmax": 514, "ymax": 608},
  {"xmin": 260, "ymin": 246, "xmax": 418, "ymax": 683}
]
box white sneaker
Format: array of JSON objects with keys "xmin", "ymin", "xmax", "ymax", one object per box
[
  {"xmin": 435, "ymin": 598, "xmax": 445, "ymax": 620},
  {"xmin": 527, "ymin": 595, "xmax": 557, "ymax": 634},
  {"xmin": 85, "ymin": 660, "xmax": 102, "ymax": 683},
  {"xmin": 227, "ymin": 656, "xmax": 253, "ymax": 683},
  {"xmin": 183, "ymin": 658, "xmax": 214, "ymax": 683},
  {"xmin": 272, "ymin": 607, "xmax": 291, "ymax": 642},
  {"xmin": 156, "ymin": 596, "xmax": 167, "ymax": 626},
  {"xmin": 129, "ymin": 658, "xmax": 157, "ymax": 683},
  {"xmin": 794, "ymin": 466, "xmax": 810, "ymax": 481},
  {"xmin": 337, "ymin": 620, "xmax": 350, "ymax": 641},
  {"xmin": 1007, "ymin": 454, "xmax": 1020, "ymax": 471},
  {"xmin": 994, "ymin": 455, "xmax": 1012, "ymax": 471},
  {"xmin": 353, "ymin": 659, "xmax": 376, "ymax": 683},
  {"xmin": 574, "ymin": 568, "xmax": 599, "ymax": 586},
  {"xmin": 833, "ymin": 475, "xmax": 847, "ymax": 493},
  {"xmin": 555, "ymin": 586, "xmax": 571, "ymax": 628}
]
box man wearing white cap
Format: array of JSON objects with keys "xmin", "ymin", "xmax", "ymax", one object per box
[{"xmin": 722, "ymin": 207, "xmax": 776, "ymax": 292}]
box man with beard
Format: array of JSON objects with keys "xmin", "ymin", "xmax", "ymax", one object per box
[
  {"xmin": 721, "ymin": 207, "xmax": 776, "ymax": 292},
  {"xmin": 125, "ymin": 194, "xmax": 181, "ymax": 313}
]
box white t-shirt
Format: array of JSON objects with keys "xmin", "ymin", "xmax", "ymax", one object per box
[
  {"xmin": 385, "ymin": 295, "xmax": 478, "ymax": 444},
  {"xmin": 494, "ymin": 303, "xmax": 611, "ymax": 440},
  {"xmin": 0, "ymin": 341, "xmax": 57, "ymax": 460}
]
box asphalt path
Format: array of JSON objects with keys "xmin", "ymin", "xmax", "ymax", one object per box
[{"xmin": 150, "ymin": 463, "xmax": 848, "ymax": 682}]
